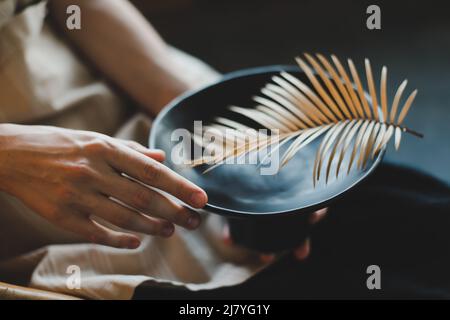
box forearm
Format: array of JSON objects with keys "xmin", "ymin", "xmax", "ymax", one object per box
[
  {"xmin": 0, "ymin": 123, "xmax": 32, "ymax": 194},
  {"xmin": 48, "ymin": 0, "xmax": 191, "ymax": 115}
]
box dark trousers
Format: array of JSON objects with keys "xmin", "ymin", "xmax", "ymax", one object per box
[{"xmin": 134, "ymin": 164, "xmax": 450, "ymax": 299}]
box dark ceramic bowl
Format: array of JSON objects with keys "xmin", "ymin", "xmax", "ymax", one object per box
[{"xmin": 149, "ymin": 65, "xmax": 384, "ymax": 252}]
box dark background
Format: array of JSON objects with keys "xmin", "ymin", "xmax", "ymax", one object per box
[{"xmin": 132, "ymin": 0, "xmax": 450, "ymax": 184}]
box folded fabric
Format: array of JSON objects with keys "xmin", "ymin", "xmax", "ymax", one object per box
[{"xmin": 28, "ymin": 214, "xmax": 266, "ymax": 300}]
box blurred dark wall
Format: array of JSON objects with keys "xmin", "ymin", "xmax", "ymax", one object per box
[{"xmin": 133, "ymin": 0, "xmax": 450, "ymax": 183}]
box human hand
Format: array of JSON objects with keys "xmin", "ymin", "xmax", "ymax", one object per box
[
  {"xmin": 0, "ymin": 124, "xmax": 208, "ymax": 249},
  {"xmin": 223, "ymin": 208, "xmax": 328, "ymax": 262},
  {"xmin": 290, "ymin": 208, "xmax": 328, "ymax": 261}
]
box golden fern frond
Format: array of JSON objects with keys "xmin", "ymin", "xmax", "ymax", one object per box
[{"xmin": 190, "ymin": 53, "xmax": 422, "ymax": 184}]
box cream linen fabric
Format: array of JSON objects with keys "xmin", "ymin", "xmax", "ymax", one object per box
[
  {"xmin": 0, "ymin": 1, "xmax": 267, "ymax": 299},
  {"xmin": 0, "ymin": 0, "xmax": 15, "ymax": 29}
]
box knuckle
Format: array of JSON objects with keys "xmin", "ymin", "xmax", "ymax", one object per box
[
  {"xmin": 175, "ymin": 183, "xmax": 189, "ymax": 202},
  {"xmin": 143, "ymin": 220, "xmax": 162, "ymax": 235},
  {"xmin": 143, "ymin": 161, "xmax": 162, "ymax": 183},
  {"xmin": 172, "ymin": 208, "xmax": 188, "ymax": 225},
  {"xmin": 87, "ymin": 230, "xmax": 107, "ymax": 245},
  {"xmin": 56, "ymin": 185, "xmax": 79, "ymax": 203},
  {"xmin": 132, "ymin": 190, "xmax": 150, "ymax": 211},
  {"xmin": 151, "ymin": 224, "xmax": 164, "ymax": 236},
  {"xmin": 114, "ymin": 212, "xmax": 134, "ymax": 229},
  {"xmin": 86, "ymin": 198, "xmax": 101, "ymax": 214},
  {"xmin": 67, "ymin": 164, "xmax": 95, "ymax": 183},
  {"xmin": 128, "ymin": 141, "xmax": 142, "ymax": 149},
  {"xmin": 84, "ymin": 138, "xmax": 110, "ymax": 156},
  {"xmin": 46, "ymin": 205, "xmax": 65, "ymax": 224}
]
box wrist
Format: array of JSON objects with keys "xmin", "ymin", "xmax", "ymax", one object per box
[{"xmin": 153, "ymin": 74, "xmax": 192, "ymax": 113}]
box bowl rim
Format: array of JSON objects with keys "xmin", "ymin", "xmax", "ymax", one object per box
[{"xmin": 150, "ymin": 65, "xmax": 385, "ymax": 218}]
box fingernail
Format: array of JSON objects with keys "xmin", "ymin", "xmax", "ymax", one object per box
[
  {"xmin": 187, "ymin": 215, "xmax": 201, "ymax": 229},
  {"xmin": 222, "ymin": 224, "xmax": 233, "ymax": 246},
  {"xmin": 190, "ymin": 191, "xmax": 207, "ymax": 208},
  {"xmin": 162, "ymin": 224, "xmax": 174, "ymax": 237},
  {"xmin": 128, "ymin": 238, "xmax": 141, "ymax": 249}
]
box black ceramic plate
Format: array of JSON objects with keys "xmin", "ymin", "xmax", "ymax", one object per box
[{"xmin": 149, "ymin": 65, "xmax": 384, "ymax": 218}]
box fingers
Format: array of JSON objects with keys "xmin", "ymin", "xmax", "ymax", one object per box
[
  {"xmin": 115, "ymin": 139, "xmax": 166, "ymax": 162},
  {"xmin": 106, "ymin": 145, "xmax": 208, "ymax": 209},
  {"xmin": 222, "ymin": 223, "xmax": 233, "ymax": 246},
  {"xmin": 98, "ymin": 173, "xmax": 201, "ymax": 230},
  {"xmin": 141, "ymin": 149, "xmax": 165, "ymax": 162},
  {"xmin": 260, "ymin": 207, "xmax": 327, "ymax": 261},
  {"xmin": 309, "ymin": 207, "xmax": 328, "ymax": 224},
  {"xmin": 292, "ymin": 208, "xmax": 327, "ymax": 261},
  {"xmin": 258, "ymin": 238, "xmax": 311, "ymax": 263},
  {"xmin": 222, "ymin": 207, "xmax": 328, "ymax": 262},
  {"xmin": 260, "ymin": 253, "xmax": 276, "ymax": 263},
  {"xmin": 88, "ymin": 195, "xmax": 175, "ymax": 237},
  {"xmin": 56, "ymin": 210, "xmax": 141, "ymax": 249},
  {"xmin": 293, "ymin": 238, "xmax": 311, "ymax": 261}
]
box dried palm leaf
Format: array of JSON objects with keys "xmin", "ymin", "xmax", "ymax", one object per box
[{"xmin": 190, "ymin": 53, "xmax": 423, "ymax": 184}]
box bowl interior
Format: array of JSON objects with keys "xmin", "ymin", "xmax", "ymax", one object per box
[{"xmin": 150, "ymin": 66, "xmax": 383, "ymax": 217}]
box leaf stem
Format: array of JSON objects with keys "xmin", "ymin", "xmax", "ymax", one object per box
[{"xmin": 401, "ymin": 126, "xmax": 424, "ymax": 138}]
